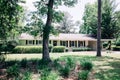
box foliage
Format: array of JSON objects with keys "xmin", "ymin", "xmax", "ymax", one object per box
[
  {"xmin": 72, "ymin": 47, "xmax": 92, "ymax": 52},
  {"xmin": 26, "ymin": 0, "xmax": 78, "ymax": 61},
  {"xmin": 56, "ymin": 12, "xmax": 76, "ymax": 33},
  {"xmin": 40, "ymin": 71, "xmax": 59, "ymax": 80},
  {"xmin": 12, "ymin": 45, "xmax": 53, "ymax": 53},
  {"xmin": 12, "ymin": 46, "xmax": 42, "ymax": 53},
  {"xmin": 52, "ymin": 46, "xmax": 66, "ymax": 53},
  {"xmin": 22, "ymin": 71, "xmax": 32, "ymax": 80},
  {"xmin": 20, "ymin": 58, "xmax": 27, "ymax": 68},
  {"xmin": 66, "ymin": 57, "xmax": 75, "ymax": 68},
  {"xmin": 103, "ymin": 42, "xmax": 108, "ymax": 48},
  {"xmin": 7, "ymin": 64, "xmax": 20, "ymax": 77},
  {"xmin": 0, "ymin": 40, "xmax": 17, "ymax": 53},
  {"xmin": 115, "ymin": 40, "xmax": 120, "ymax": 46},
  {"xmin": 80, "ymin": 61, "xmax": 93, "ymax": 71},
  {"xmin": 0, "ymin": 0, "xmax": 24, "ymax": 40},
  {"xmin": 78, "ymin": 70, "xmax": 89, "ymax": 80},
  {"xmin": 80, "ymin": 0, "xmax": 119, "ymax": 39},
  {"xmin": 59, "ymin": 65, "xmax": 70, "ymax": 78},
  {"xmin": 112, "ymin": 46, "xmax": 120, "ymax": 51}
]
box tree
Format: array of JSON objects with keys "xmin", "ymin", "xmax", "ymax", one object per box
[
  {"xmin": 0, "ymin": 0, "xmax": 25, "ymax": 64},
  {"xmin": 97, "ymin": 0, "xmax": 101, "ymax": 57},
  {"xmin": 57, "ymin": 12, "xmax": 76, "ymax": 33},
  {"xmin": 32, "ymin": 0, "xmax": 78, "ymax": 61},
  {"xmin": 0, "ymin": 0, "xmax": 24, "ymax": 41},
  {"xmin": 80, "ymin": 0, "xmax": 119, "ymax": 39},
  {"xmin": 80, "ymin": 3, "xmax": 97, "ymax": 34}
]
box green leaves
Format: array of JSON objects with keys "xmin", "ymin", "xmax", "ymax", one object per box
[
  {"xmin": 80, "ymin": 0, "xmax": 119, "ymax": 39},
  {"xmin": 0, "ymin": 0, "xmax": 24, "ymax": 40}
]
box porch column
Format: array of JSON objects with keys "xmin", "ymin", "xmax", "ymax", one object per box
[
  {"xmin": 58, "ymin": 40, "xmax": 60, "ymax": 46},
  {"xmin": 68, "ymin": 40, "xmax": 70, "ymax": 47},
  {"xmin": 77, "ymin": 40, "xmax": 78, "ymax": 47},
  {"xmin": 85, "ymin": 41, "xmax": 88, "ymax": 47},
  {"xmin": 51, "ymin": 40, "xmax": 53, "ymax": 46}
]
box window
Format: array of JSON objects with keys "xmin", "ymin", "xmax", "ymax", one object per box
[
  {"xmin": 53, "ymin": 40, "xmax": 57, "ymax": 46},
  {"xmin": 36, "ymin": 40, "xmax": 38, "ymax": 45},
  {"xmin": 28, "ymin": 40, "xmax": 33, "ymax": 45},
  {"xmin": 78, "ymin": 41, "xmax": 84, "ymax": 47},
  {"xmin": 26, "ymin": 40, "xmax": 28, "ymax": 45},
  {"xmin": 60, "ymin": 41, "xmax": 68, "ymax": 47}
]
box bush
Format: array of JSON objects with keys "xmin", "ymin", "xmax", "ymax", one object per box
[
  {"xmin": 80, "ymin": 61, "xmax": 93, "ymax": 71},
  {"xmin": 66, "ymin": 57, "xmax": 74, "ymax": 68},
  {"xmin": 41, "ymin": 71, "xmax": 59, "ymax": 80},
  {"xmin": 22, "ymin": 71, "xmax": 32, "ymax": 80},
  {"xmin": 78, "ymin": 70, "xmax": 89, "ymax": 80},
  {"xmin": 0, "ymin": 40, "xmax": 17, "ymax": 53},
  {"xmin": 12, "ymin": 45, "xmax": 53, "ymax": 53},
  {"xmin": 103, "ymin": 42, "xmax": 108, "ymax": 48},
  {"xmin": 113, "ymin": 46, "xmax": 120, "ymax": 51},
  {"xmin": 12, "ymin": 46, "xmax": 42, "ymax": 53},
  {"xmin": 72, "ymin": 47, "xmax": 92, "ymax": 52},
  {"xmin": 7, "ymin": 64, "xmax": 20, "ymax": 77},
  {"xmin": 116, "ymin": 42, "xmax": 120, "ymax": 46},
  {"xmin": 59, "ymin": 65, "xmax": 70, "ymax": 78},
  {"xmin": 52, "ymin": 46, "xmax": 66, "ymax": 53},
  {"xmin": 20, "ymin": 58, "xmax": 27, "ymax": 68}
]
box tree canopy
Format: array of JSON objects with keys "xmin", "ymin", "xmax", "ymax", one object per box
[
  {"xmin": 29, "ymin": 0, "xmax": 78, "ymax": 61},
  {"xmin": 80, "ymin": 0, "xmax": 120, "ymax": 39},
  {"xmin": 0, "ymin": 0, "xmax": 24, "ymax": 41}
]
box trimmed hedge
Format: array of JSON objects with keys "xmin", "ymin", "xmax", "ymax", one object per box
[
  {"xmin": 12, "ymin": 45, "xmax": 53, "ymax": 53},
  {"xmin": 116, "ymin": 42, "xmax": 120, "ymax": 46},
  {"xmin": 72, "ymin": 47, "xmax": 92, "ymax": 52},
  {"xmin": 103, "ymin": 42, "xmax": 108, "ymax": 48},
  {"xmin": 52, "ymin": 46, "xmax": 66, "ymax": 53},
  {"xmin": 12, "ymin": 46, "xmax": 42, "ymax": 53},
  {"xmin": 113, "ymin": 46, "xmax": 120, "ymax": 51}
]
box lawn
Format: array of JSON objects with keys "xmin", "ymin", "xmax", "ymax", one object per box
[{"xmin": 0, "ymin": 51, "xmax": 120, "ymax": 80}]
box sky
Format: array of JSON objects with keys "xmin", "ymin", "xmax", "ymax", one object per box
[{"xmin": 25, "ymin": 0, "xmax": 120, "ymax": 23}]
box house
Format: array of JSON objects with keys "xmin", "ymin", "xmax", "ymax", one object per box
[{"xmin": 19, "ymin": 33, "xmax": 112, "ymax": 50}]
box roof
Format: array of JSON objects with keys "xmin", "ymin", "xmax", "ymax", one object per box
[{"xmin": 19, "ymin": 33, "xmax": 113, "ymax": 41}]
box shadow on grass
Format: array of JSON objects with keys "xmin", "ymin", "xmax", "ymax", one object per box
[{"xmin": 95, "ymin": 58, "xmax": 120, "ymax": 80}]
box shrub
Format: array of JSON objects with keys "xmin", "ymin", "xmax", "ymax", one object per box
[
  {"xmin": 12, "ymin": 45, "xmax": 53, "ymax": 53},
  {"xmin": 22, "ymin": 71, "xmax": 32, "ymax": 80},
  {"xmin": 40, "ymin": 71, "xmax": 59, "ymax": 80},
  {"xmin": 115, "ymin": 40, "xmax": 120, "ymax": 46},
  {"xmin": 80, "ymin": 61, "xmax": 93, "ymax": 71},
  {"xmin": 59, "ymin": 65, "xmax": 70, "ymax": 78},
  {"xmin": 78, "ymin": 70, "xmax": 89, "ymax": 80},
  {"xmin": 103, "ymin": 42, "xmax": 108, "ymax": 48},
  {"xmin": 12, "ymin": 46, "xmax": 42, "ymax": 53},
  {"xmin": 66, "ymin": 57, "xmax": 74, "ymax": 68},
  {"xmin": 53, "ymin": 59, "xmax": 61, "ymax": 69},
  {"xmin": 65, "ymin": 48, "xmax": 69, "ymax": 52},
  {"xmin": 7, "ymin": 64, "xmax": 20, "ymax": 77},
  {"xmin": 0, "ymin": 40, "xmax": 17, "ymax": 53},
  {"xmin": 113, "ymin": 46, "xmax": 120, "ymax": 51},
  {"xmin": 20, "ymin": 58, "xmax": 27, "ymax": 68},
  {"xmin": 52, "ymin": 46, "xmax": 66, "ymax": 53},
  {"xmin": 5, "ymin": 60, "xmax": 19, "ymax": 67},
  {"xmin": 72, "ymin": 47, "xmax": 92, "ymax": 52}
]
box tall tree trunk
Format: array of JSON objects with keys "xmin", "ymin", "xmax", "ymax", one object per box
[
  {"xmin": 42, "ymin": 0, "xmax": 54, "ymax": 61},
  {"xmin": 97, "ymin": 0, "xmax": 102, "ymax": 57}
]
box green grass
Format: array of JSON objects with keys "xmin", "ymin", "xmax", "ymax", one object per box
[{"xmin": 4, "ymin": 51, "xmax": 120, "ymax": 80}]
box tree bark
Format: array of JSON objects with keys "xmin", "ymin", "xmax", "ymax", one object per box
[
  {"xmin": 97, "ymin": 0, "xmax": 102, "ymax": 57},
  {"xmin": 42, "ymin": 0, "xmax": 54, "ymax": 61}
]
